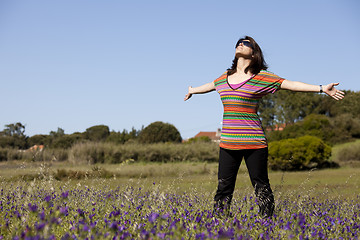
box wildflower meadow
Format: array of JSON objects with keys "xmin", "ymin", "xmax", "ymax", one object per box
[{"xmin": 0, "ymin": 161, "xmax": 359, "ymax": 239}]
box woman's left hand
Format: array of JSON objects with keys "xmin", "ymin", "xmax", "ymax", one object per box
[{"xmin": 323, "ymin": 83, "xmax": 345, "ymax": 100}]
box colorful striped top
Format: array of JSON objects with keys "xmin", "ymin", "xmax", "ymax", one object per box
[{"xmin": 214, "ymin": 70, "xmax": 284, "ymax": 150}]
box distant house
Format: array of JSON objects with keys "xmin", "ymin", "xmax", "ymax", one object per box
[
  {"xmin": 266, "ymin": 123, "xmax": 287, "ymax": 132},
  {"xmin": 194, "ymin": 129, "xmax": 221, "ymax": 143},
  {"xmin": 28, "ymin": 145, "xmax": 44, "ymax": 152}
]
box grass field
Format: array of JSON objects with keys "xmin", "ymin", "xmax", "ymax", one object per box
[
  {"xmin": 1, "ymin": 147, "xmax": 360, "ymax": 239},
  {"xmin": 1, "ymin": 160, "xmax": 359, "ymax": 197}
]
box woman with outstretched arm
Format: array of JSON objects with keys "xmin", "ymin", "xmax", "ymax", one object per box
[{"xmin": 184, "ymin": 36, "xmax": 345, "ymax": 218}]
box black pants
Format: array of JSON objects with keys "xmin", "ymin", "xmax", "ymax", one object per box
[{"xmin": 214, "ymin": 147, "xmax": 274, "ymax": 217}]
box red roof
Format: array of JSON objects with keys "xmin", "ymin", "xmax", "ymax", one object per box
[
  {"xmin": 266, "ymin": 123, "xmax": 287, "ymax": 131},
  {"xmin": 194, "ymin": 131, "xmax": 220, "ymax": 141}
]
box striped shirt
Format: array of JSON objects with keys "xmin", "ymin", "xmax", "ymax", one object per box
[{"xmin": 214, "ymin": 70, "xmax": 284, "ymax": 150}]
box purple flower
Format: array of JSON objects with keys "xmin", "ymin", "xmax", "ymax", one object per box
[
  {"xmin": 61, "ymin": 191, "xmax": 69, "ymax": 199},
  {"xmin": 157, "ymin": 233, "xmax": 166, "ymax": 239},
  {"xmin": 35, "ymin": 222, "xmax": 46, "ymax": 231},
  {"xmin": 148, "ymin": 213, "xmax": 159, "ymax": 223},
  {"xmin": 83, "ymin": 224, "xmax": 89, "ymax": 232},
  {"xmin": 110, "ymin": 222, "xmax": 118, "ymax": 230},
  {"xmin": 39, "ymin": 211, "xmax": 45, "ymax": 221},
  {"xmin": 28, "ymin": 203, "xmax": 38, "ymax": 212},
  {"xmin": 77, "ymin": 208, "xmax": 85, "ymax": 217},
  {"xmin": 51, "ymin": 217, "xmax": 62, "ymax": 225},
  {"xmin": 140, "ymin": 229, "xmax": 149, "ymax": 239},
  {"xmin": 59, "ymin": 207, "xmax": 68, "ymax": 216},
  {"xmin": 44, "ymin": 195, "xmax": 51, "ymax": 202},
  {"xmin": 61, "ymin": 233, "xmax": 71, "ymax": 240}
]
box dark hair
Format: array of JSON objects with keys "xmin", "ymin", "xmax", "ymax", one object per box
[{"xmin": 227, "ymin": 36, "xmax": 268, "ymax": 76}]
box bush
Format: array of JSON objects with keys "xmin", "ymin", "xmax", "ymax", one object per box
[
  {"xmin": 138, "ymin": 121, "xmax": 182, "ymax": 144},
  {"xmin": 186, "ymin": 136, "xmax": 212, "ymax": 143},
  {"xmin": 268, "ymin": 135, "xmax": 334, "ymax": 171},
  {"xmin": 85, "ymin": 125, "xmax": 110, "ymax": 142},
  {"xmin": 68, "ymin": 142, "xmax": 219, "ymax": 164}
]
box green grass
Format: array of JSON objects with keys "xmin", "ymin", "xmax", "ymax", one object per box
[{"xmin": 0, "ymin": 160, "xmax": 359, "ymax": 199}]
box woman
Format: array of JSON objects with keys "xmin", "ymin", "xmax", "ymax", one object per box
[{"xmin": 184, "ymin": 36, "xmax": 345, "ymax": 218}]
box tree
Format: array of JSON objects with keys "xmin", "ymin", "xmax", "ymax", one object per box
[
  {"xmin": 51, "ymin": 133, "xmax": 83, "ymax": 148},
  {"xmin": 259, "ymin": 90, "xmax": 360, "ymax": 130},
  {"xmin": 3, "ymin": 122, "xmax": 26, "ymax": 137},
  {"xmin": 49, "ymin": 128, "xmax": 65, "ymax": 138},
  {"xmin": 85, "ymin": 125, "xmax": 110, "ymax": 142},
  {"xmin": 0, "ymin": 123, "xmax": 27, "ymax": 149},
  {"xmin": 106, "ymin": 127, "xmax": 140, "ymax": 144},
  {"xmin": 138, "ymin": 121, "xmax": 182, "ymax": 144},
  {"xmin": 267, "ymin": 114, "xmax": 334, "ymax": 143}
]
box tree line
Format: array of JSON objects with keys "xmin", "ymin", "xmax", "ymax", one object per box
[
  {"xmin": 259, "ymin": 90, "xmax": 360, "ymax": 145},
  {"xmin": 0, "ymin": 122, "xmax": 182, "ymax": 150}
]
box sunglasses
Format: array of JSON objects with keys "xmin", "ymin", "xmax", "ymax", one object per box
[{"xmin": 237, "ymin": 40, "xmax": 253, "ymax": 48}]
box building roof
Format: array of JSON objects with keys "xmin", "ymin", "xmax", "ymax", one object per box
[
  {"xmin": 266, "ymin": 123, "xmax": 287, "ymax": 131},
  {"xmin": 194, "ymin": 131, "xmax": 220, "ymax": 141}
]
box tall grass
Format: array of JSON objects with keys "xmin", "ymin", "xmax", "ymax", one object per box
[
  {"xmin": 68, "ymin": 142, "xmax": 219, "ymax": 164},
  {"xmin": 331, "ymin": 139, "xmax": 360, "ymax": 166},
  {"xmin": 0, "ymin": 147, "xmax": 68, "ymax": 162}
]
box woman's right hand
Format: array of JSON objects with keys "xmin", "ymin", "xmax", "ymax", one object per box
[{"xmin": 184, "ymin": 86, "xmax": 193, "ymax": 101}]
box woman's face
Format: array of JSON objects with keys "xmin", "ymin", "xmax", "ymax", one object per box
[{"xmin": 235, "ymin": 40, "xmax": 253, "ymax": 58}]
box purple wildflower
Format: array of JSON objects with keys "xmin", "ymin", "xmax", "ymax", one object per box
[
  {"xmin": 59, "ymin": 206, "xmax": 69, "ymax": 216},
  {"xmin": 148, "ymin": 213, "xmax": 159, "ymax": 223},
  {"xmin": 35, "ymin": 222, "xmax": 46, "ymax": 231},
  {"xmin": 28, "ymin": 203, "xmax": 38, "ymax": 212},
  {"xmin": 61, "ymin": 191, "xmax": 69, "ymax": 199}
]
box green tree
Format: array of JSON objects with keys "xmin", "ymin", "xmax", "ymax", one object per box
[
  {"xmin": 49, "ymin": 128, "xmax": 65, "ymax": 138},
  {"xmin": 138, "ymin": 121, "xmax": 182, "ymax": 144},
  {"xmin": 267, "ymin": 114, "xmax": 335, "ymax": 143},
  {"xmin": 0, "ymin": 123, "xmax": 27, "ymax": 149},
  {"xmin": 106, "ymin": 127, "xmax": 142, "ymax": 144},
  {"xmin": 85, "ymin": 125, "xmax": 110, "ymax": 142},
  {"xmin": 259, "ymin": 91, "xmax": 324, "ymax": 128},
  {"xmin": 3, "ymin": 122, "xmax": 26, "ymax": 137},
  {"xmin": 51, "ymin": 133, "xmax": 83, "ymax": 149},
  {"xmin": 259, "ymin": 90, "xmax": 360, "ymax": 133}
]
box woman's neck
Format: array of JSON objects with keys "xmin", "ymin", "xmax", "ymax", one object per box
[{"xmin": 236, "ymin": 57, "xmax": 252, "ymax": 75}]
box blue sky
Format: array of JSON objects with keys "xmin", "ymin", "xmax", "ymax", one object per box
[{"xmin": 1, "ymin": 0, "xmax": 359, "ymax": 139}]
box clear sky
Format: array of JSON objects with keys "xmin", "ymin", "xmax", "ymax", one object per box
[{"xmin": 1, "ymin": 0, "xmax": 359, "ymax": 139}]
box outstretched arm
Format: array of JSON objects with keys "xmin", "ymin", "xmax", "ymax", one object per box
[
  {"xmin": 280, "ymin": 80, "xmax": 345, "ymax": 100},
  {"xmin": 184, "ymin": 81, "xmax": 216, "ymax": 101}
]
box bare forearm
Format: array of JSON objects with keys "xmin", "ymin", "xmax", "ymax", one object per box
[
  {"xmin": 281, "ymin": 80, "xmax": 320, "ymax": 92},
  {"xmin": 189, "ymin": 82, "xmax": 215, "ymax": 94},
  {"xmin": 280, "ymin": 79, "xmax": 345, "ymax": 100}
]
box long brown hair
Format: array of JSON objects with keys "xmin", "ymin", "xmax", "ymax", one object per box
[{"xmin": 227, "ymin": 36, "xmax": 268, "ymax": 76}]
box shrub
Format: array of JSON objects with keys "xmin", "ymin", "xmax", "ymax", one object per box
[
  {"xmin": 186, "ymin": 136, "xmax": 212, "ymax": 143},
  {"xmin": 268, "ymin": 135, "xmax": 334, "ymax": 171},
  {"xmin": 138, "ymin": 121, "xmax": 182, "ymax": 143},
  {"xmin": 85, "ymin": 125, "xmax": 110, "ymax": 142},
  {"xmin": 27, "ymin": 134, "xmax": 51, "ymax": 147},
  {"xmin": 68, "ymin": 142, "xmax": 219, "ymax": 164}
]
